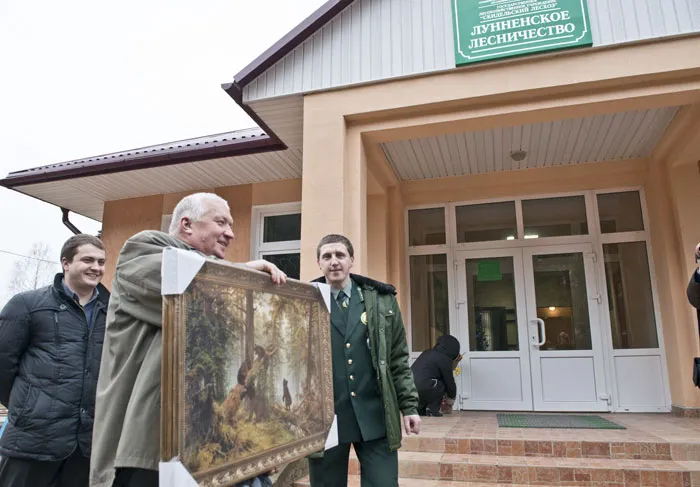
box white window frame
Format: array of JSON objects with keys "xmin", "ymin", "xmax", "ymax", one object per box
[{"xmin": 250, "ymin": 202, "xmax": 302, "ymax": 261}]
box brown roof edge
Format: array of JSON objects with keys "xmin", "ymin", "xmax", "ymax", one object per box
[
  {"xmin": 221, "ymin": 81, "xmax": 287, "ymax": 147},
  {"xmin": 0, "ymin": 135, "xmax": 284, "ymax": 188},
  {"xmin": 232, "ymin": 0, "xmax": 354, "ymax": 87}
]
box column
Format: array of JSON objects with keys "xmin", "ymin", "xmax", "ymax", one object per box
[{"xmin": 300, "ymin": 95, "xmax": 367, "ymax": 280}]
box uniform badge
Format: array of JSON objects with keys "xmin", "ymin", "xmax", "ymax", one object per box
[
  {"xmin": 361, "ymin": 312, "xmax": 367, "ymax": 325},
  {"xmin": 342, "ymin": 300, "xmax": 349, "ymax": 309}
]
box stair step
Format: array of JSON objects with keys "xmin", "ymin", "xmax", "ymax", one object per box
[
  {"xmin": 344, "ymin": 452, "xmax": 700, "ymax": 485},
  {"xmin": 400, "ymin": 435, "xmax": 683, "ymax": 460},
  {"xmin": 294, "ymin": 476, "xmax": 539, "ymax": 486}
]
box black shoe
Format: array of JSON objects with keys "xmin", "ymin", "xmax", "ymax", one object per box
[{"xmin": 425, "ymin": 409, "xmax": 443, "ymax": 417}]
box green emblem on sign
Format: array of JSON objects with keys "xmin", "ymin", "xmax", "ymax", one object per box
[
  {"xmin": 452, "ymin": 0, "xmax": 593, "ymax": 66},
  {"xmin": 477, "ymin": 260, "xmax": 502, "ymax": 282}
]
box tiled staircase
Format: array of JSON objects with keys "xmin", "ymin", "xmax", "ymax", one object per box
[{"xmin": 294, "ymin": 412, "xmax": 700, "ymax": 486}]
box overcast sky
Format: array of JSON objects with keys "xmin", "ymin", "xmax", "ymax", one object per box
[{"xmin": 0, "ymin": 0, "xmax": 325, "ymax": 306}]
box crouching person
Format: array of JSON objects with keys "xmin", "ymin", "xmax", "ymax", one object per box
[{"xmin": 411, "ymin": 335, "xmax": 461, "ymax": 417}]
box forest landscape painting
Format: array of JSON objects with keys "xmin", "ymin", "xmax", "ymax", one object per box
[{"xmin": 161, "ymin": 259, "xmax": 333, "ymax": 486}]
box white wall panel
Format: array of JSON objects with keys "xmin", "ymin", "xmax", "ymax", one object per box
[{"xmin": 243, "ymin": 0, "xmax": 700, "ymax": 103}]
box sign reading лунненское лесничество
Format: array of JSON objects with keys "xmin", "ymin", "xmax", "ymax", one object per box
[{"xmin": 452, "ymin": 0, "xmax": 593, "ymax": 65}]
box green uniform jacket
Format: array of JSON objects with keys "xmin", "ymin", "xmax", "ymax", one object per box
[{"xmin": 313, "ymin": 274, "xmax": 418, "ymax": 451}]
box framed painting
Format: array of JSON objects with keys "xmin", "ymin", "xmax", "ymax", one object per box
[{"xmin": 161, "ymin": 249, "xmax": 334, "ymax": 486}]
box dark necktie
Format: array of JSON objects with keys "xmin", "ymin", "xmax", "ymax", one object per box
[{"xmin": 337, "ymin": 290, "xmax": 349, "ymax": 313}]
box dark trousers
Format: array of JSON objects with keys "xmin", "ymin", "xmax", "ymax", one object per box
[
  {"xmin": 0, "ymin": 449, "xmax": 90, "ymax": 487},
  {"xmin": 417, "ymin": 381, "xmax": 445, "ymax": 414},
  {"xmin": 111, "ymin": 467, "xmax": 271, "ymax": 487},
  {"xmin": 112, "ymin": 468, "xmax": 159, "ymax": 487},
  {"xmin": 308, "ymin": 437, "xmax": 398, "ymax": 487}
]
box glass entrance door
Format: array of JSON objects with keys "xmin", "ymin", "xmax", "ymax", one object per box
[
  {"xmin": 523, "ymin": 244, "xmax": 608, "ymax": 411},
  {"xmin": 456, "ymin": 244, "xmax": 608, "ymax": 411},
  {"xmin": 456, "ymin": 249, "xmax": 532, "ymax": 410}
]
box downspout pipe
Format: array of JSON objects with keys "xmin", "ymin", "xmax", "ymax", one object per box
[{"xmin": 61, "ymin": 208, "xmax": 81, "ymax": 235}]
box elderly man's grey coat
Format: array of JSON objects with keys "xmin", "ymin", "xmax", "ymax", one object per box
[{"xmin": 89, "ymin": 231, "xmax": 198, "ymax": 487}]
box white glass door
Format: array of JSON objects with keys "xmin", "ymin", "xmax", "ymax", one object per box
[
  {"xmin": 456, "ymin": 244, "xmax": 609, "ymax": 411},
  {"xmin": 523, "ymin": 244, "xmax": 609, "ymax": 411},
  {"xmin": 455, "ymin": 249, "xmax": 532, "ymax": 410}
]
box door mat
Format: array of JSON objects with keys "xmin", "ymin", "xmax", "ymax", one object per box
[{"xmin": 497, "ymin": 413, "xmax": 626, "ymax": 429}]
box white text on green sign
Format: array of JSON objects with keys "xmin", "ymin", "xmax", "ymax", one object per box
[{"xmin": 452, "ymin": 0, "xmax": 593, "ymax": 65}]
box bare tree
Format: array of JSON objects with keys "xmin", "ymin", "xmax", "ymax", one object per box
[{"xmin": 8, "ymin": 243, "xmax": 59, "ymax": 295}]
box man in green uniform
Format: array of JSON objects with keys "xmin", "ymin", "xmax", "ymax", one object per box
[{"xmin": 310, "ymin": 234, "xmax": 421, "ymax": 487}]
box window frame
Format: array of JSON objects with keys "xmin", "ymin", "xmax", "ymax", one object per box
[{"xmin": 250, "ymin": 202, "xmax": 302, "ymax": 260}]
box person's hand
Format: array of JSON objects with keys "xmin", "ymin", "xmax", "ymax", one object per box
[
  {"xmin": 246, "ymin": 259, "xmax": 287, "ymax": 285},
  {"xmin": 403, "ymin": 414, "xmax": 422, "ymax": 435}
]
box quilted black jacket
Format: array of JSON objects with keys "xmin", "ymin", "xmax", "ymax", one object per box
[{"xmin": 0, "ymin": 273, "xmax": 109, "ymax": 461}]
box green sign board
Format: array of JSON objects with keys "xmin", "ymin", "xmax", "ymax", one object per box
[
  {"xmin": 477, "ymin": 260, "xmax": 502, "ymax": 282},
  {"xmin": 452, "ymin": 0, "xmax": 593, "ymax": 66}
]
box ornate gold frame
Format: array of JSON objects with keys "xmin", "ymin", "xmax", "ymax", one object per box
[{"xmin": 162, "ymin": 259, "xmax": 333, "ymax": 486}]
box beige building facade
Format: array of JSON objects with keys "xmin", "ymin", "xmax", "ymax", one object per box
[{"xmin": 3, "ymin": 0, "xmax": 700, "ymax": 415}]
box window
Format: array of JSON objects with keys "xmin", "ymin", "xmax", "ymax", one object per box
[
  {"xmin": 408, "ymin": 208, "xmax": 446, "ymax": 246},
  {"xmin": 252, "ymin": 203, "xmax": 301, "ymax": 280},
  {"xmin": 456, "ymin": 201, "xmax": 517, "ymax": 243},
  {"xmin": 522, "ymin": 196, "xmax": 588, "ymax": 238},
  {"xmin": 465, "ymin": 257, "xmax": 519, "ymax": 351},
  {"xmin": 597, "ymin": 191, "xmax": 645, "ymax": 233},
  {"xmin": 263, "ymin": 213, "xmax": 302, "ymax": 242},
  {"xmin": 603, "ymin": 242, "xmax": 658, "ymax": 349},
  {"xmin": 410, "ymin": 254, "xmax": 449, "ymax": 352}
]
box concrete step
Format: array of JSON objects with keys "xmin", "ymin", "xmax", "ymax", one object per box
[
  {"xmin": 294, "ymin": 477, "xmax": 538, "ymax": 487},
  {"xmin": 348, "ymin": 451, "xmax": 700, "ymax": 485},
  {"xmin": 293, "ymin": 451, "xmax": 700, "ymax": 485},
  {"xmin": 400, "ymin": 435, "xmax": 695, "ymax": 461}
]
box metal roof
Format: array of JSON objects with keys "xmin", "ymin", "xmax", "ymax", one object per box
[{"xmin": 0, "ymin": 128, "xmax": 281, "ymax": 188}]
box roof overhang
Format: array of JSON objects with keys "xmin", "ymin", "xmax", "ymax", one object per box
[
  {"xmin": 0, "ymin": 128, "xmax": 301, "ymax": 221},
  {"xmin": 0, "ymin": 128, "xmax": 282, "ymax": 189}
]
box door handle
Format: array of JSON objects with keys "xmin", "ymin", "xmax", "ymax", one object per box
[{"xmin": 531, "ymin": 318, "xmax": 546, "ymax": 347}]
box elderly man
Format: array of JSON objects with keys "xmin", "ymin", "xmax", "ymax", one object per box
[
  {"xmin": 90, "ymin": 193, "xmax": 286, "ymax": 487},
  {"xmin": 0, "ymin": 234, "xmax": 109, "ymax": 487},
  {"xmin": 309, "ymin": 234, "xmax": 420, "ymax": 487}
]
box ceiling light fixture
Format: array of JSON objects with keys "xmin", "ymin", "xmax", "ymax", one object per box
[{"xmin": 510, "ymin": 150, "xmax": 527, "ymax": 162}]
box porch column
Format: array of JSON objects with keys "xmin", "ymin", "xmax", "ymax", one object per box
[
  {"xmin": 300, "ymin": 96, "xmax": 367, "ymax": 280},
  {"xmin": 387, "ymin": 186, "xmax": 408, "ymax": 312},
  {"xmin": 367, "ymin": 192, "xmax": 388, "ymax": 283},
  {"xmin": 648, "ymin": 105, "xmax": 700, "ymax": 409}
]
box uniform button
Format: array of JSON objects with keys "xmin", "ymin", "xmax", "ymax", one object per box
[
  {"xmin": 351, "ymin": 392, "xmax": 356, "ymax": 397},
  {"xmin": 348, "ymin": 359, "xmax": 353, "ymax": 365},
  {"xmin": 346, "ymin": 343, "xmax": 351, "ymax": 349},
  {"xmin": 349, "ymin": 375, "xmax": 355, "ymax": 381}
]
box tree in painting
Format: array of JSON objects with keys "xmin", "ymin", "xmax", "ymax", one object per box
[{"xmin": 181, "ymin": 279, "xmax": 325, "ymax": 473}]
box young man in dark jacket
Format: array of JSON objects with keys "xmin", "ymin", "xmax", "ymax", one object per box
[
  {"xmin": 411, "ymin": 335, "xmax": 461, "ymax": 417},
  {"xmin": 0, "ymin": 234, "xmax": 109, "ymax": 487}
]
